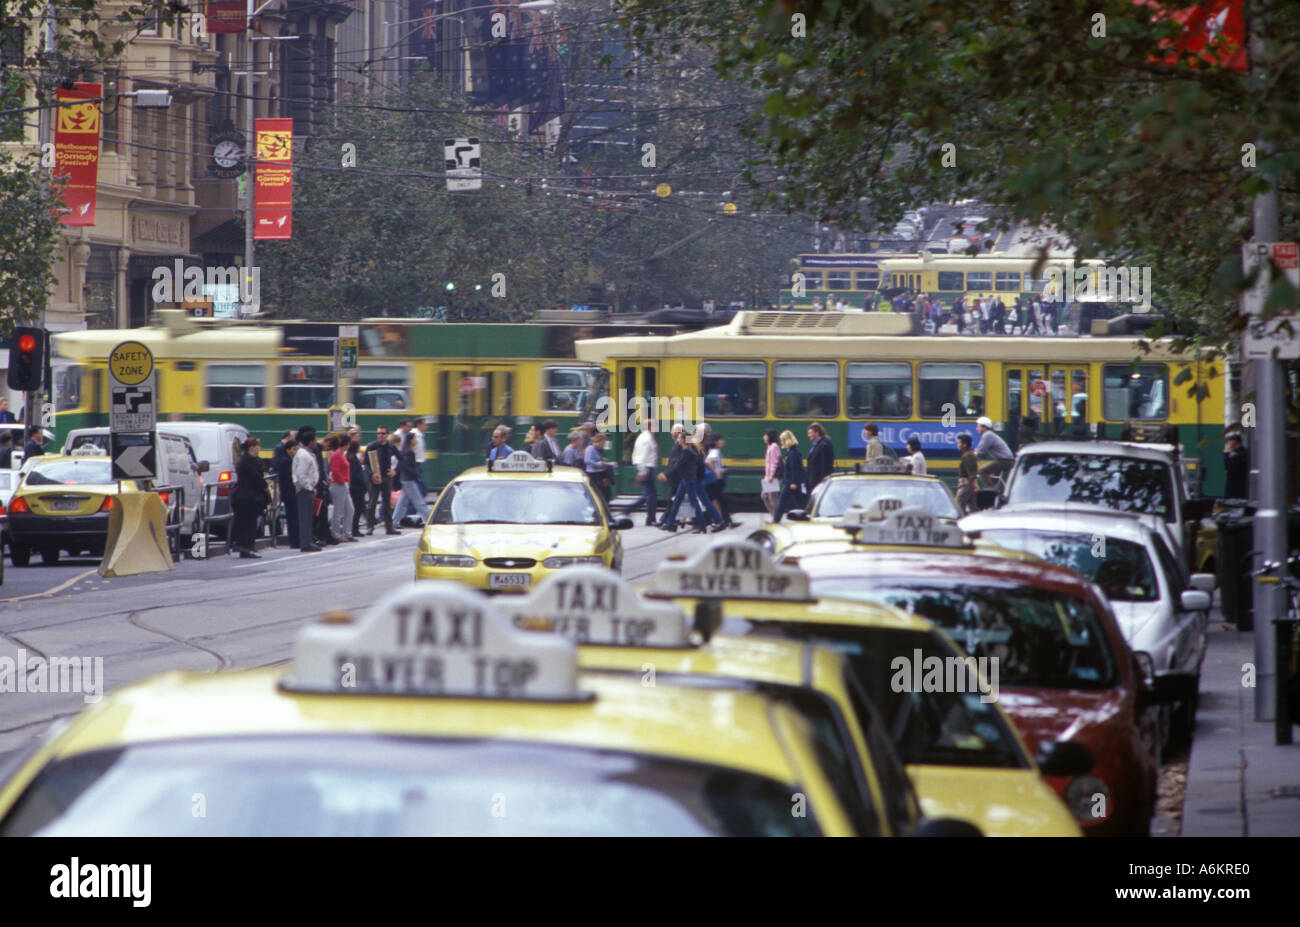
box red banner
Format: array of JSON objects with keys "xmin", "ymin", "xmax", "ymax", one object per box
[
  {"xmin": 1137, "ymin": 0, "xmax": 1247, "ymax": 71},
  {"xmin": 53, "ymin": 82, "xmax": 102, "ymax": 226},
  {"xmin": 206, "ymin": 1, "xmax": 247, "ymax": 34},
  {"xmin": 254, "ymin": 117, "xmax": 293, "ymax": 240}
]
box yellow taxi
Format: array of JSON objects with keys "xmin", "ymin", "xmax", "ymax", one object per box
[
  {"xmin": 6, "ymin": 451, "xmax": 142, "ymax": 566},
  {"xmin": 749, "ymin": 462, "xmax": 963, "ymax": 558},
  {"xmin": 506, "ymin": 568, "xmax": 940, "ymax": 837},
  {"xmin": 414, "ymin": 451, "xmax": 631, "ymax": 592},
  {"xmin": 0, "ymin": 581, "xmax": 866, "ymax": 836},
  {"xmin": 642, "ymin": 538, "xmax": 1085, "ymax": 837}
]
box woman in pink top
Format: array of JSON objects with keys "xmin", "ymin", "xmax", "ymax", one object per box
[
  {"xmin": 761, "ymin": 428, "xmax": 781, "ymax": 521},
  {"xmin": 327, "ymin": 435, "xmax": 357, "ymax": 542}
]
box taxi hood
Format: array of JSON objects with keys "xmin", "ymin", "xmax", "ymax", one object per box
[{"xmin": 422, "ymin": 523, "xmax": 607, "ymax": 557}]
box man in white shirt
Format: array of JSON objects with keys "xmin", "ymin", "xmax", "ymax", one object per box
[
  {"xmin": 411, "ymin": 418, "xmax": 428, "ymax": 495},
  {"xmin": 631, "ymin": 419, "xmax": 659, "ymax": 526},
  {"xmin": 292, "ymin": 426, "xmax": 322, "ymax": 552},
  {"xmin": 975, "ymin": 416, "xmax": 1014, "ymax": 487}
]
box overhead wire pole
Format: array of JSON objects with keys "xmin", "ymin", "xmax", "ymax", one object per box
[{"xmin": 1246, "ymin": 2, "xmax": 1285, "ymax": 729}]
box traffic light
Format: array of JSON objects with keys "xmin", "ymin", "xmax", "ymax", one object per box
[{"xmin": 7, "ymin": 327, "xmax": 45, "ymax": 391}]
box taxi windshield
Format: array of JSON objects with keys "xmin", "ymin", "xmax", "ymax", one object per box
[
  {"xmin": 812, "ymin": 478, "xmax": 959, "ymax": 519},
  {"xmin": 432, "ymin": 480, "xmax": 600, "ymax": 525},
  {"xmin": 813, "ymin": 579, "xmax": 1119, "ymax": 689},
  {"xmin": 722, "ymin": 621, "xmax": 1027, "ymax": 769},
  {"xmin": 0, "ymin": 736, "xmax": 819, "ymax": 837},
  {"xmin": 24, "ymin": 459, "xmax": 113, "ymax": 486},
  {"xmin": 966, "ymin": 529, "xmax": 1159, "ymax": 602},
  {"xmin": 1007, "ymin": 453, "xmax": 1176, "ymax": 522}
]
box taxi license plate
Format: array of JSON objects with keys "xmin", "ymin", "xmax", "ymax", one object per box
[
  {"xmin": 49, "ymin": 499, "xmax": 81, "ymax": 511},
  {"xmin": 489, "ymin": 573, "xmax": 531, "ymax": 589}
]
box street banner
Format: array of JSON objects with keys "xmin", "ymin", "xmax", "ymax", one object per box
[
  {"xmin": 54, "ymin": 82, "xmax": 102, "ymax": 226},
  {"xmin": 254, "ymin": 117, "xmax": 293, "ymax": 239},
  {"xmin": 206, "ymin": 1, "xmax": 247, "ymax": 33}
]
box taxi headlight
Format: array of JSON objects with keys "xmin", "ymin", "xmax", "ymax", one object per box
[
  {"xmin": 543, "ymin": 555, "xmax": 605, "ymax": 568},
  {"xmin": 1063, "ymin": 775, "xmax": 1111, "ymax": 823},
  {"xmin": 419, "ymin": 554, "xmax": 476, "ymax": 567}
]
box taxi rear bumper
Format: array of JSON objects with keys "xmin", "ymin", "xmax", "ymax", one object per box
[
  {"xmin": 7, "ymin": 512, "xmax": 110, "ymax": 549},
  {"xmin": 414, "ymin": 555, "xmax": 616, "ymax": 591}
]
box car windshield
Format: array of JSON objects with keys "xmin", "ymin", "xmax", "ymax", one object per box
[
  {"xmin": 812, "ymin": 479, "xmax": 959, "ymax": 519},
  {"xmin": 1007, "ymin": 453, "xmax": 1176, "ymax": 522},
  {"xmin": 969, "ymin": 529, "xmax": 1159, "ymax": 602},
  {"xmin": 432, "ymin": 480, "xmax": 600, "ymax": 525},
  {"xmin": 720, "ymin": 620, "xmax": 1026, "ymax": 769},
  {"xmin": 0, "ymin": 737, "xmax": 818, "ymax": 837},
  {"xmin": 162, "ymin": 427, "xmax": 226, "ymax": 466},
  {"xmin": 24, "ymin": 459, "xmax": 113, "ymax": 486},
  {"xmin": 812, "ymin": 579, "xmax": 1118, "ymax": 689}
]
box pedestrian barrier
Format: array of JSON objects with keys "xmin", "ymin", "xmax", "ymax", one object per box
[{"xmin": 98, "ymin": 491, "xmax": 174, "ymax": 577}]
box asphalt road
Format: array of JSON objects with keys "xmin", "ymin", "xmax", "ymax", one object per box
[{"xmin": 0, "ymin": 514, "xmax": 762, "ymax": 758}]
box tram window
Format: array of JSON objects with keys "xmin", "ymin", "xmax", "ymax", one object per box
[
  {"xmin": 855, "ymin": 271, "xmax": 880, "ymax": 290},
  {"xmin": 826, "ymin": 272, "xmax": 852, "ymax": 291},
  {"xmin": 918, "ymin": 362, "xmax": 985, "ymax": 419},
  {"xmin": 1026, "ymin": 273, "xmax": 1051, "ymax": 294},
  {"xmin": 936, "ymin": 272, "xmax": 964, "ymax": 291},
  {"xmin": 775, "ymin": 361, "xmax": 839, "ymax": 418},
  {"xmin": 794, "ymin": 270, "xmax": 823, "ymax": 290},
  {"xmin": 1103, "ymin": 364, "xmax": 1168, "ymax": 421},
  {"xmin": 995, "ymin": 272, "xmax": 1021, "ymax": 291},
  {"xmin": 54, "ymin": 364, "xmax": 84, "ymax": 412},
  {"xmin": 350, "ymin": 363, "xmax": 410, "ymax": 410},
  {"xmin": 701, "ymin": 361, "xmax": 765, "ymax": 417},
  {"xmin": 277, "ymin": 363, "xmax": 334, "ymax": 410},
  {"xmin": 207, "ymin": 363, "xmax": 266, "ymax": 410},
  {"xmin": 847, "ymin": 362, "xmax": 911, "ymax": 418},
  {"xmin": 543, "ymin": 366, "xmax": 593, "ymax": 412},
  {"xmin": 966, "ymin": 272, "xmax": 992, "ymax": 291}
]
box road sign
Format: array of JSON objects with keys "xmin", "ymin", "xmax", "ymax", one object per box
[
  {"xmin": 109, "ymin": 340, "xmax": 153, "ymax": 386},
  {"xmin": 1244, "ymin": 314, "xmax": 1300, "ymax": 360},
  {"xmin": 444, "ymin": 137, "xmax": 481, "ymax": 191},
  {"xmin": 1242, "ymin": 243, "xmax": 1300, "ymax": 359},
  {"xmin": 111, "ymin": 431, "xmax": 156, "ymax": 480},
  {"xmin": 110, "ymin": 381, "xmax": 156, "ymax": 433},
  {"xmin": 338, "ymin": 324, "xmax": 359, "ymax": 379}
]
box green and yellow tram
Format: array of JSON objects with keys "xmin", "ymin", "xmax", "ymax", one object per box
[
  {"xmin": 50, "ymin": 314, "xmax": 680, "ymax": 487},
  {"xmin": 574, "ymin": 311, "xmax": 1228, "ymax": 497}
]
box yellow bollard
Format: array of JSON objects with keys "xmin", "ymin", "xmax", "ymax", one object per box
[{"xmin": 98, "ymin": 490, "xmax": 174, "ymax": 578}]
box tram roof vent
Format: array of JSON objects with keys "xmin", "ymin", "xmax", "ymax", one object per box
[{"xmin": 735, "ymin": 311, "xmax": 916, "ymax": 336}]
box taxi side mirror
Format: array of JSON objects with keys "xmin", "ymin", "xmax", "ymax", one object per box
[
  {"xmin": 785, "ymin": 509, "xmax": 810, "ymax": 521},
  {"xmin": 196, "ymin": 460, "xmax": 210, "ymax": 473},
  {"xmin": 1180, "ymin": 589, "xmax": 1211, "ymax": 612},
  {"xmin": 1035, "ymin": 740, "xmax": 1093, "ymax": 777},
  {"xmin": 611, "ymin": 516, "xmax": 634, "ymax": 530},
  {"xmin": 1189, "ymin": 573, "xmax": 1215, "ymax": 593}
]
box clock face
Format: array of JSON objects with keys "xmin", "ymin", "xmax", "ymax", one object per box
[{"xmin": 213, "ymin": 139, "xmax": 243, "ymax": 169}]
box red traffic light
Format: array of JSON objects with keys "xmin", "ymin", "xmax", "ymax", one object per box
[{"xmin": 16, "ymin": 334, "xmax": 35, "ymax": 352}]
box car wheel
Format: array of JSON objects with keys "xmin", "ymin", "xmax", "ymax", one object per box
[
  {"xmin": 40, "ymin": 546, "xmax": 60, "ymax": 565},
  {"xmin": 10, "ymin": 544, "xmax": 28, "ymax": 567}
]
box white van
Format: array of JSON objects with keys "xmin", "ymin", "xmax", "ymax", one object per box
[
  {"xmin": 153, "ymin": 421, "xmax": 249, "ymax": 525},
  {"xmin": 61, "ymin": 427, "xmax": 206, "ymax": 548}
]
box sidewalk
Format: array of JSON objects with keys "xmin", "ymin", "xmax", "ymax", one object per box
[{"xmin": 1181, "ymin": 621, "xmax": 1300, "ymax": 836}]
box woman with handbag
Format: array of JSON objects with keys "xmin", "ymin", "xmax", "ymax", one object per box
[
  {"xmin": 772, "ymin": 430, "xmax": 805, "ymax": 524},
  {"xmin": 231, "ymin": 436, "xmax": 269, "ymax": 559}
]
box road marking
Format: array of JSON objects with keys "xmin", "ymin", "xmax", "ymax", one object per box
[{"xmin": 0, "ymin": 568, "xmax": 98, "ymax": 604}]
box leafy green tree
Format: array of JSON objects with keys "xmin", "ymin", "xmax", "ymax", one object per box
[{"xmin": 0, "ymin": 149, "xmax": 63, "ymax": 330}]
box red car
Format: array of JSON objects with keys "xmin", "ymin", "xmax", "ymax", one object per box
[{"xmin": 797, "ymin": 549, "xmax": 1179, "ymax": 836}]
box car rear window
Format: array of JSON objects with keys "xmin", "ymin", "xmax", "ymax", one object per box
[
  {"xmin": 24, "ymin": 459, "xmax": 113, "ymax": 485},
  {"xmin": 0, "ymin": 736, "xmax": 820, "ymax": 837},
  {"xmin": 967, "ymin": 529, "xmax": 1159, "ymax": 602},
  {"xmin": 1007, "ymin": 453, "xmax": 1176, "ymax": 522}
]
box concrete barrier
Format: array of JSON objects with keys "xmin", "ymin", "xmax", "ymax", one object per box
[{"xmin": 98, "ymin": 491, "xmax": 174, "ymax": 578}]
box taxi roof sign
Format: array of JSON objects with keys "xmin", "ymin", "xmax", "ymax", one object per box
[
  {"xmin": 489, "ymin": 450, "xmax": 551, "ymax": 474},
  {"xmin": 835, "ymin": 495, "xmax": 906, "ymax": 530},
  {"xmin": 844, "ymin": 505, "xmax": 966, "ymax": 548},
  {"xmin": 282, "ymin": 581, "xmax": 585, "ymax": 701},
  {"xmin": 856, "ymin": 457, "xmax": 907, "ymax": 474},
  {"xmin": 508, "ymin": 567, "xmax": 691, "ymax": 647},
  {"xmin": 649, "ymin": 540, "xmax": 814, "ymax": 603}
]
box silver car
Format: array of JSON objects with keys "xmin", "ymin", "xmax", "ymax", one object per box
[{"xmin": 959, "ymin": 503, "xmax": 1212, "ymax": 747}]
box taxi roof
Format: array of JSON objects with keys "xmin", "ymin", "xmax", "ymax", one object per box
[
  {"xmin": 794, "ymin": 547, "xmax": 1103, "ymax": 601},
  {"xmin": 960, "ymin": 506, "xmax": 1155, "ymax": 545},
  {"xmin": 780, "ymin": 536, "xmax": 1042, "ymax": 563},
  {"xmin": 34, "ymin": 665, "xmax": 806, "ymax": 786},
  {"xmin": 579, "ymin": 634, "xmax": 813, "ymax": 689},
  {"xmin": 672, "ymin": 593, "xmax": 933, "ymax": 633},
  {"xmin": 452, "ymin": 464, "xmax": 589, "ymax": 483}
]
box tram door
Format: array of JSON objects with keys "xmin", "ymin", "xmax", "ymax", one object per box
[
  {"xmin": 1006, "ymin": 364, "xmax": 1090, "ymax": 449},
  {"xmin": 611, "ymin": 362, "xmax": 658, "ymax": 495},
  {"xmin": 434, "ymin": 364, "xmax": 516, "ymax": 480}
]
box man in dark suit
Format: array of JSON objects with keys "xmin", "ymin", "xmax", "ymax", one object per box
[
  {"xmin": 0, "ymin": 398, "xmax": 16, "ymax": 423},
  {"xmin": 366, "ymin": 425, "xmax": 399, "ymax": 534},
  {"xmin": 533, "ymin": 419, "xmax": 562, "ymax": 462},
  {"xmin": 805, "ymin": 421, "xmax": 835, "ymax": 492},
  {"xmin": 1223, "ymin": 432, "xmax": 1249, "ymax": 500},
  {"xmin": 23, "ymin": 425, "xmax": 45, "ymax": 461}
]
